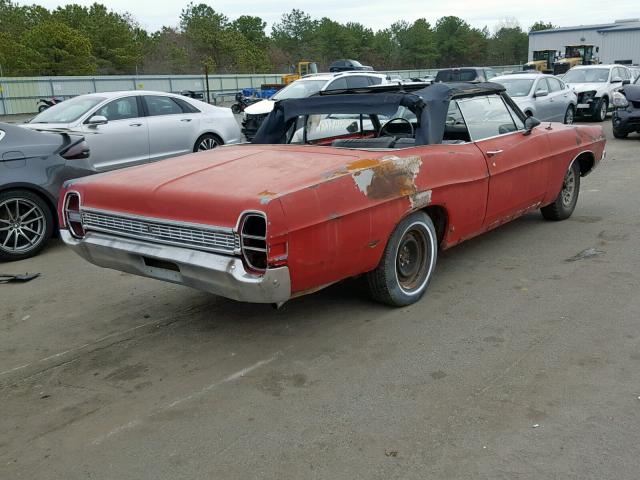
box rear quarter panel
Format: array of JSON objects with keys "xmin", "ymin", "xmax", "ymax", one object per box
[
  {"xmin": 541, "ymin": 124, "xmax": 605, "ymax": 206},
  {"xmin": 277, "ymin": 144, "xmax": 489, "ymax": 294}
]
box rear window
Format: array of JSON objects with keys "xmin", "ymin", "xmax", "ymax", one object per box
[{"xmin": 436, "ymin": 69, "xmax": 479, "ymax": 82}]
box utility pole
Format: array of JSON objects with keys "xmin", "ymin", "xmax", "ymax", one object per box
[{"xmin": 204, "ymin": 63, "xmax": 210, "ymax": 104}]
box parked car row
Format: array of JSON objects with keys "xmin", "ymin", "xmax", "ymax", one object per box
[{"xmin": 1, "ymin": 91, "xmax": 241, "ymax": 260}]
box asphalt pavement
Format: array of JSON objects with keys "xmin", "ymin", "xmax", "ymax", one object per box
[{"xmin": 1, "ymin": 121, "xmax": 639, "ymax": 479}]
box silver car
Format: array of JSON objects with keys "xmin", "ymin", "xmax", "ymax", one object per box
[
  {"xmin": 24, "ymin": 91, "xmax": 242, "ymax": 171},
  {"xmin": 493, "ymin": 74, "xmax": 578, "ymax": 124}
]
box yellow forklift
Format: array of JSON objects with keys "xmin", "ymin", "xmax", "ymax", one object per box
[
  {"xmin": 282, "ymin": 61, "xmax": 319, "ymax": 84},
  {"xmin": 524, "ymin": 50, "xmax": 557, "ymax": 74},
  {"xmin": 553, "ymin": 45, "xmax": 599, "ymax": 75}
]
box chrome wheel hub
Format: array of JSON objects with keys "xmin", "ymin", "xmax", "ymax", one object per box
[
  {"xmin": 561, "ymin": 168, "xmax": 576, "ymax": 208},
  {"xmin": 0, "ymin": 198, "xmax": 46, "ymax": 253}
]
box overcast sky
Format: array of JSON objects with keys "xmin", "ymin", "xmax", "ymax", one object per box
[{"xmin": 14, "ymin": 0, "xmax": 640, "ymax": 33}]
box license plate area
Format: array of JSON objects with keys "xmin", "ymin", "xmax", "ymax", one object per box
[{"xmin": 142, "ymin": 256, "xmax": 182, "ymax": 282}]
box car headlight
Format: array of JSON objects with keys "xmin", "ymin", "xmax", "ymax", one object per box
[{"xmin": 612, "ymin": 91, "xmax": 629, "ymax": 108}]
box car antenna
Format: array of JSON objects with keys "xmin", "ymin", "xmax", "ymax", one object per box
[{"xmin": 545, "ymin": 122, "xmax": 553, "ymax": 130}]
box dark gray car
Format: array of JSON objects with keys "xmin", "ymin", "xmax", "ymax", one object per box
[{"xmin": 0, "ymin": 123, "xmax": 91, "ymax": 261}]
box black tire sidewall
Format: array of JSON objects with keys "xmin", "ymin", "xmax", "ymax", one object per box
[
  {"xmin": 557, "ymin": 161, "xmax": 581, "ymax": 216},
  {"xmin": 0, "ymin": 189, "xmax": 54, "ymax": 262},
  {"xmin": 379, "ymin": 212, "xmax": 437, "ymax": 306}
]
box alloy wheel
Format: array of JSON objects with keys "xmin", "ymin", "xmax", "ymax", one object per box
[
  {"xmin": 565, "ymin": 107, "xmax": 574, "ymax": 125},
  {"xmin": 0, "ymin": 198, "xmax": 47, "ymax": 254},
  {"xmin": 197, "ymin": 137, "xmax": 218, "ymax": 151}
]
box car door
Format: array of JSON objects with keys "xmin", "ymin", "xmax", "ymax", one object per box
[
  {"xmin": 546, "ymin": 77, "xmax": 569, "ymax": 121},
  {"xmin": 532, "ymin": 78, "xmax": 554, "ymax": 121},
  {"xmin": 143, "ymin": 95, "xmax": 200, "ymax": 162},
  {"xmin": 457, "ymin": 94, "xmax": 550, "ymax": 228},
  {"xmin": 81, "ymin": 95, "xmax": 150, "ymax": 171}
]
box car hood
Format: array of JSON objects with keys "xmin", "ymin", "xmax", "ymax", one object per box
[
  {"xmin": 67, "ymin": 144, "xmax": 368, "ymax": 228},
  {"xmin": 622, "ymin": 85, "xmax": 640, "ymax": 102},
  {"xmin": 244, "ymin": 100, "xmax": 276, "ymax": 115},
  {"xmin": 566, "ymin": 82, "xmax": 606, "ymax": 93}
]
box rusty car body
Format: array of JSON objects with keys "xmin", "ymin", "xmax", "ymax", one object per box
[{"xmin": 59, "ymin": 82, "xmax": 606, "ymax": 306}]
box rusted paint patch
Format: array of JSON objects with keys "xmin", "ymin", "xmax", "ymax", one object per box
[
  {"xmin": 410, "ymin": 190, "xmax": 432, "ymax": 209},
  {"xmin": 257, "ymin": 190, "xmax": 277, "ymax": 205},
  {"xmin": 350, "ymin": 155, "xmax": 422, "ymax": 200},
  {"xmin": 368, "ymin": 240, "xmax": 380, "ymax": 248}
]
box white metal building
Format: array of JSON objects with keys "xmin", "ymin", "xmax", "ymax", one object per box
[{"xmin": 528, "ymin": 19, "xmax": 640, "ymax": 64}]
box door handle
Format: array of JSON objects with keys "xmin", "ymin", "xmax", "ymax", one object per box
[
  {"xmin": 180, "ymin": 118, "xmax": 193, "ymax": 122},
  {"xmin": 129, "ymin": 122, "xmax": 143, "ymax": 127},
  {"xmin": 486, "ymin": 150, "xmax": 503, "ymax": 157}
]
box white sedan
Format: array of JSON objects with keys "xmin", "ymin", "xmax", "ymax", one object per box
[{"xmin": 24, "ymin": 91, "xmax": 242, "ymax": 171}]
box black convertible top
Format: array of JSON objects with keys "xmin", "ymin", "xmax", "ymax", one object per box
[{"xmin": 252, "ymin": 82, "xmax": 506, "ymax": 146}]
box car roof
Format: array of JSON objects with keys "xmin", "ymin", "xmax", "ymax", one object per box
[
  {"xmin": 74, "ymin": 90, "xmax": 180, "ymax": 99},
  {"xmin": 571, "ymin": 64, "xmax": 622, "ymax": 70},
  {"xmin": 494, "ymin": 73, "xmax": 550, "ymax": 80}
]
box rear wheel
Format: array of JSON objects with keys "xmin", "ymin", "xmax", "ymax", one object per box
[
  {"xmin": 231, "ymin": 104, "xmax": 241, "ymax": 114},
  {"xmin": 564, "ymin": 105, "xmax": 575, "ymax": 125},
  {"xmin": 366, "ymin": 212, "xmax": 437, "ymax": 307},
  {"xmin": 0, "ymin": 190, "xmax": 53, "ymax": 262},
  {"xmin": 541, "ymin": 161, "xmax": 581, "ymax": 221},
  {"xmin": 193, "ymin": 133, "xmax": 222, "ymax": 152},
  {"xmin": 594, "ymin": 98, "xmax": 608, "ymax": 122},
  {"xmin": 613, "ymin": 128, "xmax": 628, "ymax": 139}
]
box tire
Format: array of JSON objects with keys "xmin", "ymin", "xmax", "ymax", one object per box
[
  {"xmin": 594, "ymin": 98, "xmax": 608, "ymax": 122},
  {"xmin": 231, "ymin": 104, "xmax": 241, "ymax": 114},
  {"xmin": 563, "ymin": 105, "xmax": 575, "ymax": 125},
  {"xmin": 38, "ymin": 105, "xmax": 48, "ymax": 113},
  {"xmin": 613, "ymin": 128, "xmax": 628, "ymax": 139},
  {"xmin": 0, "ymin": 189, "xmax": 54, "ymax": 262},
  {"xmin": 540, "ymin": 161, "xmax": 581, "ymax": 221},
  {"xmin": 193, "ymin": 133, "xmax": 222, "ymax": 152},
  {"xmin": 366, "ymin": 211, "xmax": 438, "ymax": 307}
]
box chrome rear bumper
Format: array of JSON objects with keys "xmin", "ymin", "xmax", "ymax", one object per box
[{"xmin": 61, "ymin": 229, "xmax": 291, "ymax": 303}]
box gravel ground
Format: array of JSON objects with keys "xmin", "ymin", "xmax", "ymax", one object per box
[{"xmin": 1, "ymin": 121, "xmax": 640, "ymax": 479}]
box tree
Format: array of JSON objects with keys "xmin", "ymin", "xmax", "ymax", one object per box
[
  {"xmin": 231, "ymin": 15, "xmax": 267, "ymax": 45},
  {"xmin": 530, "ymin": 21, "xmax": 557, "ymax": 32},
  {"xmin": 271, "ymin": 9, "xmax": 316, "ymax": 61},
  {"xmin": 21, "ymin": 21, "xmax": 96, "ymax": 75},
  {"xmin": 393, "ymin": 19, "xmax": 437, "ymax": 68},
  {"xmin": 434, "ymin": 16, "xmax": 477, "ymax": 67},
  {"xmin": 52, "ymin": 3, "xmax": 143, "ymax": 74}
]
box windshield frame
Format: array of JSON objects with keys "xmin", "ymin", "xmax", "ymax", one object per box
[
  {"xmin": 563, "ymin": 68, "xmax": 611, "ymax": 84},
  {"xmin": 271, "ymin": 79, "xmax": 328, "ymax": 101},
  {"xmin": 30, "ymin": 95, "xmax": 107, "ymax": 124}
]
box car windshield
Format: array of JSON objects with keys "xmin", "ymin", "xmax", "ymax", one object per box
[
  {"xmin": 30, "ymin": 95, "xmax": 106, "ymax": 123},
  {"xmin": 496, "ymin": 79, "xmax": 535, "ymax": 97},
  {"xmin": 563, "ymin": 68, "xmax": 610, "ymax": 83},
  {"xmin": 272, "ymin": 80, "xmax": 327, "ymax": 100},
  {"xmin": 436, "ymin": 69, "xmax": 478, "ymax": 82}
]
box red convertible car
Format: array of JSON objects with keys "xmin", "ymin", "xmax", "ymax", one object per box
[{"xmin": 59, "ymin": 83, "xmax": 605, "ymax": 307}]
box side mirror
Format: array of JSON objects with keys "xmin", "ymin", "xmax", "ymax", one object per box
[
  {"xmin": 87, "ymin": 115, "xmax": 108, "ymax": 127},
  {"xmin": 523, "ymin": 116, "xmax": 541, "ymax": 136},
  {"xmin": 534, "ymin": 89, "xmax": 549, "ymax": 98},
  {"xmin": 622, "ymin": 79, "xmax": 631, "ymax": 85},
  {"xmin": 346, "ymin": 121, "xmax": 359, "ymax": 134},
  {"xmin": 611, "ymin": 77, "xmax": 623, "ymax": 84}
]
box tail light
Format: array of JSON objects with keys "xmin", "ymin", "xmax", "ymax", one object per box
[
  {"xmin": 60, "ymin": 138, "xmax": 90, "ymax": 160},
  {"xmin": 64, "ymin": 192, "xmax": 85, "ymax": 238},
  {"xmin": 240, "ymin": 213, "xmax": 267, "ymax": 272}
]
